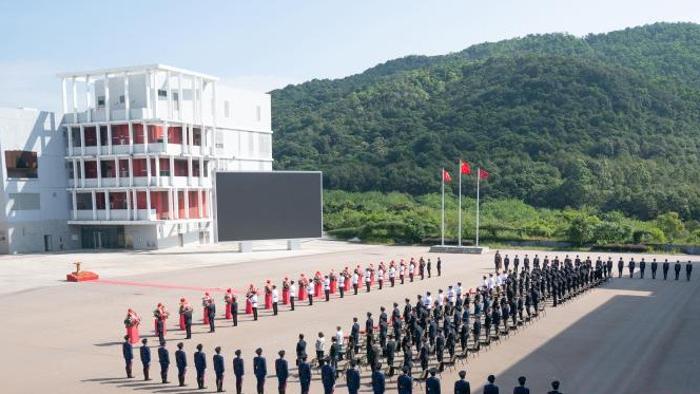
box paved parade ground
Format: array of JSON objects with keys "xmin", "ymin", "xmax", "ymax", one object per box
[{"xmin": 1, "ymin": 241, "xmax": 698, "ymax": 393}]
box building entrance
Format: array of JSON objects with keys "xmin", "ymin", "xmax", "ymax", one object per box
[{"xmin": 80, "ymin": 226, "xmax": 125, "ymax": 249}]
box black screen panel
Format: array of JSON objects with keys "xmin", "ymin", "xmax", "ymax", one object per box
[{"xmin": 215, "ymin": 171, "xmax": 322, "ymax": 241}]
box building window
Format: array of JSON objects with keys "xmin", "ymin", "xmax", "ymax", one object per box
[
  {"xmin": 76, "ymin": 193, "xmax": 92, "ymax": 210},
  {"xmin": 224, "ymin": 100, "xmax": 230, "ymax": 118},
  {"xmin": 157, "ymin": 89, "xmax": 168, "ymax": 99},
  {"xmin": 172, "ymin": 91, "xmax": 179, "ymax": 110},
  {"xmin": 97, "ymin": 96, "xmax": 105, "ymax": 108},
  {"xmin": 256, "ymin": 105, "xmax": 261, "ymax": 122},
  {"xmin": 119, "ymin": 95, "xmax": 125, "ymax": 104},
  {"xmin": 8, "ymin": 193, "xmax": 40, "ymax": 211},
  {"xmin": 215, "ymin": 131, "xmax": 224, "ymax": 149},
  {"xmin": 5, "ymin": 150, "xmax": 38, "ymax": 178}
]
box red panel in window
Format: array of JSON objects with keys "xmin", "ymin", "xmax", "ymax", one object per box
[
  {"xmin": 201, "ymin": 191, "xmax": 208, "ymax": 217},
  {"xmin": 151, "ymin": 191, "xmax": 169, "ymax": 220},
  {"xmin": 168, "ymin": 126, "xmax": 183, "ymax": 144},
  {"xmin": 188, "ymin": 191, "xmax": 199, "ymax": 218},
  {"xmin": 110, "ymin": 192, "xmax": 127, "ymax": 209},
  {"xmin": 84, "ymin": 127, "xmax": 97, "ymax": 146},
  {"xmin": 132, "ymin": 159, "xmax": 147, "ymax": 177},
  {"xmin": 148, "ymin": 125, "xmax": 164, "ymax": 143},
  {"xmin": 133, "ymin": 124, "xmax": 145, "ymax": 144},
  {"xmin": 178, "ymin": 191, "xmax": 185, "ymax": 218},
  {"xmin": 136, "ymin": 191, "xmax": 147, "ymax": 209},
  {"xmin": 173, "ymin": 160, "xmax": 188, "ymax": 176},
  {"xmin": 96, "ymin": 192, "xmax": 106, "ymax": 209},
  {"xmin": 112, "ymin": 124, "xmax": 129, "ymax": 145}
]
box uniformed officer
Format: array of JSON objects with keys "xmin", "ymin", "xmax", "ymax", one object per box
[
  {"xmin": 426, "ymin": 368, "xmax": 440, "ymax": 394},
  {"xmin": 338, "ymin": 273, "xmax": 346, "ymax": 298},
  {"xmin": 321, "ymin": 359, "xmax": 336, "ymax": 394},
  {"xmin": 674, "ymin": 260, "xmax": 682, "ymax": 280},
  {"xmin": 231, "ymin": 295, "xmax": 239, "ymax": 326},
  {"xmin": 639, "ymin": 258, "xmax": 646, "ymax": 279},
  {"xmin": 175, "ymin": 342, "xmax": 187, "ymax": 387},
  {"xmin": 207, "ymin": 300, "xmax": 216, "ymax": 333},
  {"xmin": 254, "ymin": 348, "xmax": 267, "ymax": 394},
  {"xmin": 628, "ymin": 258, "xmax": 636, "ymax": 278},
  {"xmin": 289, "ymin": 281, "xmax": 297, "ymax": 311},
  {"xmin": 513, "ymin": 376, "xmax": 529, "ymax": 394},
  {"xmin": 663, "ymin": 259, "xmax": 670, "ymax": 280},
  {"xmin": 158, "ymin": 340, "xmax": 170, "ymax": 384},
  {"xmin": 183, "ymin": 302, "xmax": 193, "ymax": 338},
  {"xmin": 140, "ymin": 338, "xmax": 152, "ymax": 381},
  {"xmin": 295, "ymin": 333, "xmax": 307, "ymax": 366},
  {"xmin": 275, "ymin": 350, "xmax": 288, "ymax": 394},
  {"xmin": 324, "ymin": 275, "xmax": 331, "ymax": 302},
  {"xmin": 483, "ymin": 374, "xmax": 499, "ymax": 394},
  {"xmin": 306, "ymin": 280, "xmax": 314, "ymax": 306},
  {"xmin": 251, "ymin": 290, "xmax": 260, "ymax": 320},
  {"xmin": 686, "ymin": 261, "xmax": 693, "ymax": 281},
  {"xmin": 122, "ymin": 335, "xmax": 134, "ymax": 378},
  {"xmin": 454, "ymin": 370, "xmax": 470, "ymax": 394},
  {"xmin": 651, "ymin": 258, "xmax": 658, "ymax": 280},
  {"xmin": 272, "ymin": 285, "xmax": 280, "ymax": 315},
  {"xmin": 547, "ymin": 380, "xmax": 562, "ymax": 394},
  {"xmin": 372, "ymin": 363, "xmax": 386, "ymax": 394},
  {"xmin": 617, "ymin": 258, "xmax": 624, "ymax": 278},
  {"xmin": 213, "ymin": 346, "xmax": 225, "ymax": 392},
  {"xmin": 427, "ymin": 258, "xmax": 432, "ymax": 278},
  {"xmin": 298, "ymin": 356, "xmax": 312, "ymax": 394},
  {"xmin": 233, "ymin": 349, "xmax": 245, "ymax": 394},
  {"xmin": 194, "ymin": 343, "xmax": 207, "ymax": 389},
  {"xmin": 494, "ymin": 251, "xmax": 502, "ymax": 272},
  {"xmin": 397, "ymin": 367, "xmax": 413, "ymax": 394},
  {"xmin": 346, "ymin": 360, "xmax": 361, "ymax": 394}
]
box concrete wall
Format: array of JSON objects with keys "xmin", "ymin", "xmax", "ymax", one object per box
[{"xmin": 124, "ymin": 224, "xmax": 158, "ymax": 250}]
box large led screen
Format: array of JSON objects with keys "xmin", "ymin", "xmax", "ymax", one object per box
[{"xmin": 215, "ymin": 171, "xmax": 323, "ymax": 241}]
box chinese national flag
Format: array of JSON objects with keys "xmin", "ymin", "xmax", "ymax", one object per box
[
  {"xmin": 478, "ymin": 168, "xmax": 490, "ymax": 180},
  {"xmin": 442, "ymin": 169, "xmax": 452, "ymax": 183},
  {"xmin": 460, "ymin": 161, "xmax": 471, "ymax": 175}
]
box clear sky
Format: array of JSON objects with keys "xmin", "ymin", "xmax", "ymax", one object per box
[{"xmin": 1, "ymin": 0, "xmax": 699, "ymax": 111}]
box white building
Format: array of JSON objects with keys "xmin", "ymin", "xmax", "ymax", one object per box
[{"xmin": 0, "ymin": 64, "xmax": 273, "ymax": 253}]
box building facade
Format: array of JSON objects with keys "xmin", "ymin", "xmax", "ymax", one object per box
[{"xmin": 0, "ymin": 64, "xmax": 273, "ymax": 253}]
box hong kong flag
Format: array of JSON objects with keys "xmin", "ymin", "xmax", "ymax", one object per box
[
  {"xmin": 442, "ymin": 169, "xmax": 452, "ymax": 183},
  {"xmin": 478, "ymin": 168, "xmax": 490, "ymax": 180},
  {"xmin": 460, "ymin": 161, "xmax": 471, "ymax": 175}
]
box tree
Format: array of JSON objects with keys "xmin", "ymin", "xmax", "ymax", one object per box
[
  {"xmin": 566, "ymin": 215, "xmax": 600, "ymax": 245},
  {"xmin": 656, "ymin": 212, "xmax": 685, "ymax": 241}
]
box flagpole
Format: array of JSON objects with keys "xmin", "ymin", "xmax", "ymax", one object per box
[
  {"xmin": 458, "ymin": 161, "xmax": 462, "ymax": 247},
  {"xmin": 441, "ymin": 168, "xmax": 445, "ymax": 246},
  {"xmin": 476, "ymin": 167, "xmax": 480, "ymax": 246}
]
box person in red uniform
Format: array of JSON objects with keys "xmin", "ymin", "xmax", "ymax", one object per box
[
  {"xmin": 153, "ymin": 303, "xmax": 169, "ymax": 342},
  {"xmin": 245, "ymin": 284, "xmax": 255, "ymax": 314},
  {"xmin": 369, "ymin": 263, "xmax": 376, "ymax": 287},
  {"xmin": 282, "ymin": 277, "xmax": 291, "ymax": 305},
  {"xmin": 202, "ymin": 292, "xmax": 213, "ymax": 325},
  {"xmin": 124, "ymin": 308, "xmax": 141, "ymax": 344},
  {"xmin": 313, "ymin": 271, "xmax": 323, "ymax": 298},
  {"xmin": 178, "ymin": 298, "xmax": 187, "ymax": 330},
  {"xmin": 224, "ymin": 289, "xmax": 234, "ymax": 320},
  {"xmin": 298, "ymin": 274, "xmax": 308, "ymax": 301},
  {"xmin": 342, "ymin": 267, "xmax": 352, "ymax": 292},
  {"xmin": 329, "ymin": 270, "xmax": 338, "ymax": 294},
  {"xmin": 264, "ymin": 280, "xmax": 273, "ymax": 310}
]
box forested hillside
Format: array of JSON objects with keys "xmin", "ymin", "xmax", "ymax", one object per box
[{"xmin": 272, "ymin": 23, "xmax": 700, "ymax": 222}]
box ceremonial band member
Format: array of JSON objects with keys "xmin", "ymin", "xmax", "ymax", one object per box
[
  {"xmin": 124, "ymin": 308, "xmax": 141, "ymax": 344},
  {"xmin": 178, "ymin": 298, "xmax": 188, "ymax": 330},
  {"xmin": 365, "ymin": 267, "xmax": 372, "ymax": 292},
  {"xmin": 154, "ymin": 303, "xmax": 169, "ymax": 343},
  {"xmin": 175, "ymin": 342, "xmax": 187, "ymax": 386},
  {"xmin": 324, "ymin": 275, "xmax": 331, "ymax": 302},
  {"xmin": 338, "ymin": 270, "xmax": 346, "ymax": 298},
  {"xmin": 225, "ymin": 289, "xmax": 234, "ymax": 320},
  {"xmin": 289, "ymin": 281, "xmax": 297, "ymax": 311},
  {"xmin": 306, "ymin": 279, "xmax": 314, "ymax": 306},
  {"xmin": 202, "ymin": 292, "xmax": 213, "ymax": 325},
  {"xmin": 352, "ymin": 270, "xmax": 359, "ymax": 295},
  {"xmin": 250, "ymin": 289, "xmax": 259, "ymax": 321},
  {"xmin": 314, "ymin": 271, "xmax": 323, "ymax": 298},
  {"xmin": 140, "ymin": 338, "xmax": 152, "ymax": 381},
  {"xmin": 272, "ymin": 285, "xmax": 280, "ymax": 315},
  {"xmin": 343, "ymin": 266, "xmax": 352, "ymax": 293},
  {"xmin": 329, "ymin": 270, "xmax": 338, "ymax": 294},
  {"xmin": 233, "ymin": 349, "xmax": 245, "ymax": 394},
  {"xmin": 282, "ymin": 277, "xmax": 290, "ymax": 305},
  {"xmin": 122, "ymin": 335, "xmax": 134, "ymax": 378},
  {"xmin": 265, "ymin": 280, "xmax": 274, "ymax": 310},
  {"xmin": 409, "ymin": 259, "xmax": 415, "ymax": 282},
  {"xmin": 158, "ymin": 340, "xmax": 170, "ymax": 384},
  {"xmin": 213, "ymin": 346, "xmax": 225, "ymax": 392},
  {"xmin": 389, "ymin": 262, "xmax": 396, "ymax": 287},
  {"xmin": 298, "ymin": 274, "xmax": 308, "ymax": 301},
  {"xmin": 246, "ymin": 284, "xmax": 256, "ymax": 314},
  {"xmin": 399, "ymin": 261, "xmax": 406, "ymax": 285}
]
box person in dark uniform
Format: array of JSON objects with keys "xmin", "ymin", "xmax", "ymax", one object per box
[
  {"xmin": 674, "ymin": 260, "xmax": 682, "ymax": 280},
  {"xmin": 213, "ymin": 346, "xmax": 225, "ymax": 392},
  {"xmin": 628, "ymin": 258, "xmax": 636, "ymax": 278},
  {"xmin": 663, "ymin": 259, "xmax": 670, "ymax": 280},
  {"xmin": 483, "ymin": 374, "xmax": 498, "ymax": 394},
  {"xmin": 651, "ymin": 259, "xmax": 658, "ymax": 280},
  {"xmin": 140, "ymin": 338, "xmax": 152, "ymax": 381},
  {"xmin": 372, "ymin": 363, "xmax": 386, "ymax": 394},
  {"xmin": 397, "ymin": 367, "xmax": 413, "ymax": 394},
  {"xmin": 617, "ymin": 258, "xmax": 624, "ymax": 278},
  {"xmin": 175, "ymin": 342, "xmax": 187, "ymax": 387},
  {"xmin": 207, "ymin": 301, "xmax": 216, "ymax": 333},
  {"xmin": 639, "ymin": 258, "xmax": 646, "ymax": 279},
  {"xmin": 296, "ymin": 334, "xmax": 307, "ymax": 366},
  {"xmin": 454, "ymin": 370, "xmax": 470, "ymax": 394},
  {"xmin": 686, "ymin": 261, "xmax": 693, "ymax": 281},
  {"xmin": 183, "ymin": 304, "xmax": 193, "ymax": 339},
  {"xmin": 233, "ymin": 349, "xmax": 245, "ymax": 394},
  {"xmin": 254, "ymin": 348, "xmax": 267, "ymax": 394},
  {"xmin": 231, "ymin": 295, "xmax": 239, "ymax": 327},
  {"xmin": 321, "ymin": 359, "xmax": 336, "ymax": 394},
  {"xmin": 194, "ymin": 343, "xmax": 207, "ymax": 389},
  {"xmin": 547, "ymin": 380, "xmax": 562, "ymax": 394},
  {"xmin": 275, "ymin": 350, "xmax": 289, "ymax": 394},
  {"xmin": 122, "ymin": 335, "xmax": 134, "ymax": 379},
  {"xmin": 437, "ymin": 257, "xmax": 442, "ymax": 276},
  {"xmin": 298, "ymin": 356, "xmax": 312, "ymax": 394},
  {"xmin": 426, "ymin": 368, "xmax": 440, "ymax": 394},
  {"xmin": 158, "ymin": 340, "xmax": 170, "ymax": 384},
  {"xmin": 494, "ymin": 251, "xmax": 502, "ymax": 273},
  {"xmin": 346, "ymin": 360, "xmax": 361, "ymax": 394},
  {"xmin": 427, "ymin": 259, "xmax": 432, "ymax": 278},
  {"xmin": 513, "ymin": 376, "xmax": 529, "ymax": 394}
]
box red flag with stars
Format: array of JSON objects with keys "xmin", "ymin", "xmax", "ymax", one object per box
[
  {"xmin": 460, "ymin": 161, "xmax": 471, "ymax": 175},
  {"xmin": 478, "ymin": 168, "xmax": 490, "ymax": 180},
  {"xmin": 442, "ymin": 169, "xmax": 452, "ymax": 183}
]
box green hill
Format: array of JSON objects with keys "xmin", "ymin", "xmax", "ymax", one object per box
[{"xmin": 271, "ymin": 22, "xmax": 700, "ymax": 221}]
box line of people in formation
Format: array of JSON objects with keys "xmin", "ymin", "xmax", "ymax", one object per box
[
  {"xmin": 494, "ymin": 251, "xmax": 693, "ymax": 281},
  {"xmin": 121, "ymin": 254, "xmax": 607, "ymax": 393},
  {"xmin": 121, "ymin": 336, "xmax": 564, "ymax": 394},
  {"xmin": 122, "ymin": 256, "xmax": 443, "ymax": 344}
]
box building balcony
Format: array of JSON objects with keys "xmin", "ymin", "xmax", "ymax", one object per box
[
  {"xmin": 73, "ymin": 176, "xmax": 212, "ymax": 189},
  {"xmin": 69, "ymin": 143, "xmax": 210, "ymax": 157},
  {"xmin": 73, "ymin": 209, "xmax": 158, "ymax": 222}
]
